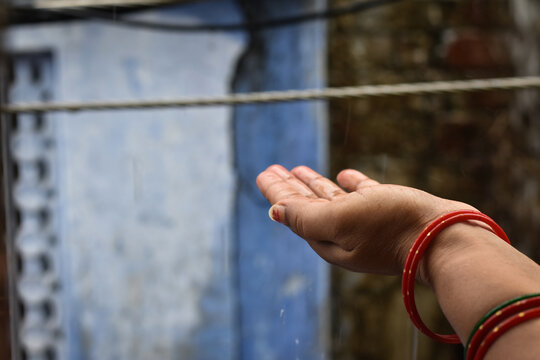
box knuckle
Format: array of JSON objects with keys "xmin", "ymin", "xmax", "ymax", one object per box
[
  {"xmin": 293, "ymin": 214, "xmax": 304, "ymax": 235},
  {"xmin": 331, "ymin": 189, "xmax": 344, "ymax": 198},
  {"xmin": 267, "ymin": 164, "xmax": 281, "ymax": 172},
  {"xmin": 308, "ymin": 175, "xmax": 324, "ymax": 186},
  {"xmin": 266, "ymin": 179, "xmax": 283, "ymax": 192}
]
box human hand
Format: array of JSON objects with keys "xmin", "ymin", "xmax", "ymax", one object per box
[{"xmin": 256, "ymin": 165, "xmax": 475, "ymax": 278}]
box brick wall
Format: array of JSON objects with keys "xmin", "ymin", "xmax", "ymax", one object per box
[{"xmin": 328, "ymin": 0, "xmax": 540, "ymax": 359}]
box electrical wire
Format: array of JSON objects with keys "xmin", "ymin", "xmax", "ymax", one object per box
[
  {"xmin": 10, "ymin": 0, "xmax": 402, "ymax": 32},
  {"xmin": 3, "ymin": 76, "xmax": 540, "ymax": 113},
  {"xmin": 32, "ymin": 0, "xmax": 181, "ymax": 9}
]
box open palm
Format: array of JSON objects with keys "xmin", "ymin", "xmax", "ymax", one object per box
[{"xmin": 256, "ymin": 165, "xmax": 474, "ymax": 275}]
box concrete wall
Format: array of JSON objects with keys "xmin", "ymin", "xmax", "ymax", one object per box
[
  {"xmin": 6, "ymin": 1, "xmax": 328, "ymax": 359},
  {"xmin": 8, "ymin": 2, "xmax": 244, "ymax": 359},
  {"xmin": 233, "ymin": 1, "xmax": 328, "ymax": 359},
  {"xmin": 328, "ymin": 0, "xmax": 540, "ymax": 359}
]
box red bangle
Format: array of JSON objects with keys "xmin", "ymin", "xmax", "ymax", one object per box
[
  {"xmin": 467, "ymin": 296, "xmax": 540, "ymax": 360},
  {"xmin": 402, "ymin": 210, "xmax": 511, "ymax": 344},
  {"xmin": 472, "ymin": 306, "xmax": 540, "ymax": 360}
]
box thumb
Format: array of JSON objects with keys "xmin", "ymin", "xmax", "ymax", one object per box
[{"xmin": 268, "ymin": 198, "xmax": 337, "ymax": 243}]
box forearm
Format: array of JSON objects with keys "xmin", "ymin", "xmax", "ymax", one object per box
[
  {"xmin": 256, "ymin": 165, "xmax": 540, "ymax": 357},
  {"xmin": 424, "ymin": 223, "xmax": 540, "ymax": 359}
]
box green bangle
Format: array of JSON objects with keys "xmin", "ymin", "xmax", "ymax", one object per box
[{"xmin": 465, "ymin": 292, "xmax": 540, "ymax": 354}]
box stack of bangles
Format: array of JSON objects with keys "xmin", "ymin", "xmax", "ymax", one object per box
[{"xmin": 401, "ymin": 210, "xmax": 540, "ymax": 359}]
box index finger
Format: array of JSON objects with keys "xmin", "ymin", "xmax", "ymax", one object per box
[{"xmin": 256, "ymin": 165, "xmax": 317, "ymax": 204}]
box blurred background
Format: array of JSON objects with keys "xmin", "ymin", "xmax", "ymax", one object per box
[{"xmin": 0, "ymin": 0, "xmax": 539, "ymax": 359}]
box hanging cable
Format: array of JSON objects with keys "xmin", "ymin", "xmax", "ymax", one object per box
[
  {"xmin": 9, "ymin": 0, "xmax": 402, "ymax": 32},
  {"xmin": 3, "ymin": 76, "xmax": 540, "ymax": 113},
  {"xmin": 32, "ymin": 0, "xmax": 180, "ymax": 8}
]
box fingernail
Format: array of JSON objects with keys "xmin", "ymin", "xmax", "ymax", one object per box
[{"xmin": 268, "ymin": 205, "xmax": 285, "ymax": 224}]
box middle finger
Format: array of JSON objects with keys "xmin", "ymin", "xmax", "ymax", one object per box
[{"xmin": 291, "ymin": 166, "xmax": 346, "ymax": 200}]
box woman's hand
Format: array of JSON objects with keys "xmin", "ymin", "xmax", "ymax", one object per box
[
  {"xmin": 258, "ymin": 165, "xmax": 540, "ymax": 357},
  {"xmin": 256, "ymin": 164, "xmax": 475, "ymax": 277}
]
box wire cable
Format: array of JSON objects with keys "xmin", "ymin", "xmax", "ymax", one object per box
[
  {"xmin": 3, "ymin": 76, "xmax": 540, "ymax": 113},
  {"xmin": 32, "ymin": 0, "xmax": 180, "ymax": 8},
  {"xmin": 10, "ymin": 0, "xmax": 402, "ymax": 32}
]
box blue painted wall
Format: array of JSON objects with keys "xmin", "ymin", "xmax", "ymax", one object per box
[
  {"xmin": 233, "ymin": 1, "xmax": 329, "ymax": 359},
  {"xmin": 7, "ymin": 1, "xmax": 328, "ymax": 359}
]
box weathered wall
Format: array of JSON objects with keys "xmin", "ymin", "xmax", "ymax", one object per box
[
  {"xmin": 507, "ymin": 0, "xmax": 540, "ymax": 258},
  {"xmin": 5, "ymin": 1, "xmax": 330, "ymax": 360},
  {"xmin": 233, "ymin": 1, "xmax": 329, "ymax": 359},
  {"xmin": 328, "ymin": 0, "xmax": 540, "ymax": 359},
  {"xmin": 7, "ymin": 2, "xmax": 246, "ymax": 359}
]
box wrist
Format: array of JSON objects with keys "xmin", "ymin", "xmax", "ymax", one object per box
[
  {"xmin": 400, "ymin": 210, "xmax": 508, "ymax": 343},
  {"xmin": 398, "ymin": 197, "xmax": 479, "ymax": 284},
  {"xmin": 417, "ymin": 217, "xmax": 495, "ymax": 287},
  {"xmin": 417, "ymin": 218, "xmax": 540, "ymax": 342}
]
